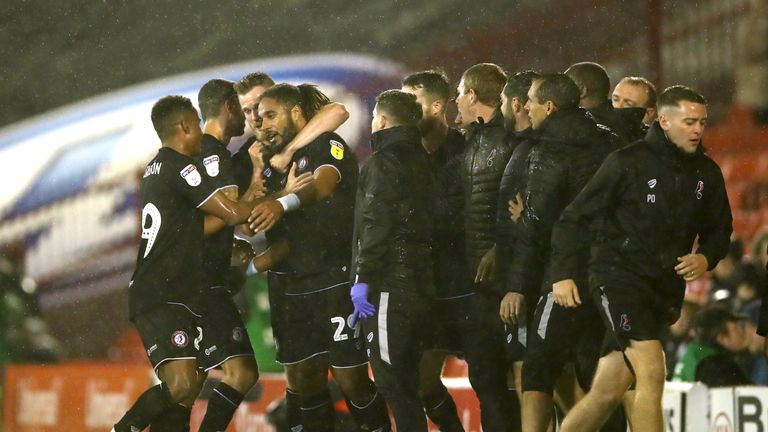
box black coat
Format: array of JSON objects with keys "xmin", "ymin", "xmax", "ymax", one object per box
[
  {"xmin": 352, "ymin": 126, "xmax": 434, "ymax": 294},
  {"xmin": 461, "ymin": 110, "xmax": 515, "ymax": 288},
  {"xmin": 507, "ymin": 108, "xmax": 621, "ymax": 299},
  {"xmin": 551, "ymin": 122, "xmax": 733, "ymax": 300},
  {"xmin": 588, "ymin": 101, "xmax": 647, "ymax": 145}
]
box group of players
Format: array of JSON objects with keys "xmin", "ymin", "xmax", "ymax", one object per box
[{"xmin": 113, "ymin": 60, "xmax": 733, "ymax": 432}]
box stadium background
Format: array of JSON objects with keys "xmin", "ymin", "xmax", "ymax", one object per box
[{"xmin": 1, "ymin": 0, "xmax": 768, "ymax": 430}]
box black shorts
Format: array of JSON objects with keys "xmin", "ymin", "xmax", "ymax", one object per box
[
  {"xmin": 134, "ymin": 302, "xmax": 203, "ymax": 371},
  {"xmin": 197, "ymin": 289, "xmax": 255, "ymax": 371},
  {"xmin": 269, "ymin": 272, "xmax": 366, "ymax": 367},
  {"xmin": 522, "ymin": 292, "xmax": 605, "ymax": 393},
  {"xmin": 593, "ymin": 274, "xmax": 683, "ymax": 351}
]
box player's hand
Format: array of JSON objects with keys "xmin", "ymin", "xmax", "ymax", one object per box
[
  {"xmin": 350, "ymin": 282, "xmax": 376, "ymax": 327},
  {"xmin": 674, "ymin": 253, "xmax": 708, "ymax": 281},
  {"xmin": 248, "ymin": 140, "xmax": 265, "ymax": 170},
  {"xmin": 475, "ymin": 245, "xmax": 497, "ymax": 283},
  {"xmin": 285, "ymin": 162, "xmax": 313, "ymax": 194},
  {"xmin": 508, "ymin": 192, "xmax": 524, "ymax": 222},
  {"xmin": 553, "ymin": 279, "xmax": 581, "ymax": 308},
  {"xmin": 500, "ymin": 292, "xmax": 526, "ymax": 325},
  {"xmin": 249, "ymin": 199, "xmax": 284, "ymax": 232},
  {"xmin": 270, "ymin": 151, "xmax": 293, "ymax": 173}
]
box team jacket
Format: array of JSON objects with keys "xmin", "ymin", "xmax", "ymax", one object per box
[
  {"xmin": 551, "ymin": 122, "xmax": 733, "ymax": 293},
  {"xmin": 353, "ymin": 126, "xmax": 434, "ymax": 294},
  {"xmin": 461, "ymin": 110, "xmax": 515, "ymax": 290},
  {"xmin": 507, "ymin": 108, "xmax": 621, "ymax": 299},
  {"xmin": 495, "ymin": 128, "xmax": 536, "ymax": 296}
]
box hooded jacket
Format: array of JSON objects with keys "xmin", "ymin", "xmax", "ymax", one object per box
[
  {"xmin": 507, "ymin": 108, "xmax": 621, "ymax": 299},
  {"xmin": 352, "ymin": 126, "xmax": 434, "ymax": 294},
  {"xmin": 551, "ymin": 122, "xmax": 733, "ymax": 300}
]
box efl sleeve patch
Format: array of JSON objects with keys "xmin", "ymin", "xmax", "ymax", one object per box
[
  {"xmin": 180, "ymin": 164, "xmax": 201, "ymax": 187},
  {"xmin": 330, "ymin": 140, "xmax": 344, "ymax": 160},
  {"xmin": 203, "ymin": 155, "xmax": 220, "ymax": 177}
]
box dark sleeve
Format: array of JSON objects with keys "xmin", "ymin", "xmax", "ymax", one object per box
[
  {"xmin": 354, "ymin": 156, "xmax": 398, "ymax": 283},
  {"xmin": 231, "ymin": 137, "xmax": 256, "ymax": 193},
  {"xmin": 550, "ymin": 152, "xmax": 625, "ymax": 283},
  {"xmin": 506, "ymin": 145, "xmax": 566, "ymax": 296},
  {"xmin": 695, "ymin": 355, "xmax": 751, "ymax": 386},
  {"xmin": 202, "ymin": 147, "xmax": 238, "ymax": 192},
  {"xmin": 312, "ymin": 135, "xmax": 353, "ymax": 181},
  {"xmin": 432, "ymin": 151, "xmax": 464, "ymax": 226},
  {"xmin": 173, "ymin": 160, "xmax": 222, "ymax": 208},
  {"xmin": 695, "ymin": 164, "xmax": 733, "ymax": 271}
]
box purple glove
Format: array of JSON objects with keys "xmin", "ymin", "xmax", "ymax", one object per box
[{"xmin": 350, "ymin": 282, "xmax": 376, "ymax": 327}]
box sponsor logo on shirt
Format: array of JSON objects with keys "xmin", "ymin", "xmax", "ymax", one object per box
[
  {"xmin": 180, "ymin": 164, "xmax": 201, "ymax": 187},
  {"xmin": 204, "ymin": 345, "xmax": 217, "ymax": 356},
  {"xmin": 647, "ymin": 178, "xmax": 657, "ymax": 188},
  {"xmin": 264, "ymin": 167, "xmax": 272, "ymax": 178},
  {"xmin": 147, "ymin": 344, "xmax": 158, "ymax": 356},
  {"xmin": 298, "ymin": 156, "xmax": 309, "ymax": 170},
  {"xmin": 203, "ymin": 155, "xmax": 220, "ymax": 177},
  {"xmin": 171, "ymin": 330, "xmax": 189, "ymax": 347},
  {"xmin": 330, "ymin": 140, "xmax": 344, "ymax": 160}
]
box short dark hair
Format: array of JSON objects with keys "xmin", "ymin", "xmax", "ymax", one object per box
[
  {"xmin": 657, "ymin": 85, "xmax": 707, "ymax": 111},
  {"xmin": 198, "ymin": 79, "xmax": 237, "ymax": 122},
  {"xmin": 150, "ymin": 95, "xmax": 195, "ymax": 141},
  {"xmin": 461, "ymin": 63, "xmax": 508, "ymax": 107},
  {"xmin": 533, "ymin": 73, "xmax": 580, "ymax": 110},
  {"xmin": 565, "ymin": 62, "xmax": 611, "ymax": 101},
  {"xmin": 503, "ymin": 70, "xmax": 541, "ymax": 103},
  {"xmin": 402, "ymin": 69, "xmax": 451, "ymax": 104},
  {"xmin": 260, "ymin": 83, "xmax": 330, "ymax": 121},
  {"xmin": 375, "ymin": 90, "xmax": 422, "ymax": 127},
  {"xmin": 234, "ymin": 72, "xmax": 275, "ymax": 95}
]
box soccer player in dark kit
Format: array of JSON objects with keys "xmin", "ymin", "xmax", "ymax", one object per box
[
  {"xmin": 112, "ymin": 96, "xmax": 260, "ymax": 432},
  {"xmin": 552, "ymin": 86, "xmax": 732, "ymax": 432},
  {"xmin": 248, "ymin": 83, "xmax": 391, "ymax": 432}
]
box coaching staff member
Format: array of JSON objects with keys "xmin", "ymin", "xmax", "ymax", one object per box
[{"xmin": 553, "ymin": 86, "xmax": 732, "ymax": 432}]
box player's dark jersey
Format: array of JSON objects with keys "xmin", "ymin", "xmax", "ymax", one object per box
[
  {"xmin": 129, "ymin": 147, "xmax": 222, "ymax": 319},
  {"xmin": 198, "ymin": 134, "xmax": 238, "ymax": 289},
  {"xmin": 264, "ymin": 132, "xmax": 358, "ymax": 293}
]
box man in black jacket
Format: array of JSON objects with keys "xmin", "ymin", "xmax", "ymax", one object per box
[
  {"xmin": 349, "ymin": 89, "xmax": 435, "ymax": 431},
  {"xmin": 402, "ymin": 70, "xmax": 466, "ymax": 432},
  {"xmin": 455, "ymin": 63, "xmax": 517, "ymax": 431},
  {"xmin": 565, "ymin": 62, "xmax": 647, "ymax": 144},
  {"xmin": 509, "ymin": 73, "xmax": 621, "ymax": 432},
  {"xmin": 611, "ymin": 76, "xmax": 658, "ymax": 127},
  {"xmin": 553, "ymin": 86, "xmax": 732, "ymax": 432}
]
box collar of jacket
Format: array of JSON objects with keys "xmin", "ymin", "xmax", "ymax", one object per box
[
  {"xmin": 535, "ymin": 107, "xmax": 600, "ymax": 146},
  {"xmin": 468, "ymin": 108, "xmax": 504, "ymax": 132},
  {"xmin": 644, "ymin": 121, "xmax": 706, "ymax": 165},
  {"xmin": 370, "ymin": 125, "xmax": 422, "ymax": 153}
]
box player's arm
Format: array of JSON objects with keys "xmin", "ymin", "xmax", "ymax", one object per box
[
  {"xmin": 200, "ymin": 189, "xmax": 255, "ymax": 227},
  {"xmin": 691, "ymin": 167, "xmax": 733, "ymax": 272},
  {"xmin": 251, "ymin": 238, "xmax": 289, "ymax": 273},
  {"xmin": 270, "ymin": 102, "xmax": 349, "ymax": 171},
  {"xmin": 248, "ymin": 164, "xmax": 340, "ymax": 232}
]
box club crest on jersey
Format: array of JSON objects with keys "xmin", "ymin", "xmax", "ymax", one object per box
[
  {"xmin": 232, "ymin": 327, "xmax": 244, "ymax": 342},
  {"xmin": 696, "ymin": 180, "xmax": 704, "ymax": 200},
  {"xmin": 171, "ymin": 331, "xmax": 189, "ymax": 347},
  {"xmin": 180, "ymin": 164, "xmax": 201, "ymax": 187},
  {"xmin": 330, "ymin": 140, "xmax": 344, "ymax": 160},
  {"xmin": 298, "ymin": 156, "xmax": 309, "ymax": 170},
  {"xmin": 203, "ymin": 155, "xmax": 220, "ymax": 177},
  {"xmin": 647, "ymin": 178, "xmax": 657, "ymax": 189}
]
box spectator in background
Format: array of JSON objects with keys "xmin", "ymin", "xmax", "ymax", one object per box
[
  {"xmin": 674, "ymin": 304, "xmax": 751, "ymax": 386},
  {"xmin": 709, "ymin": 238, "xmax": 747, "ymax": 299}
]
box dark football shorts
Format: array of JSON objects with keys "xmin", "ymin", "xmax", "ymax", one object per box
[
  {"xmin": 593, "ymin": 274, "xmax": 683, "ymax": 352},
  {"xmin": 197, "ymin": 288, "xmax": 255, "ymax": 371},
  {"xmin": 269, "ymin": 272, "xmax": 366, "ymax": 368},
  {"xmin": 134, "ymin": 302, "xmax": 203, "ymax": 371},
  {"xmin": 522, "ymin": 292, "xmax": 604, "ymax": 393}
]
